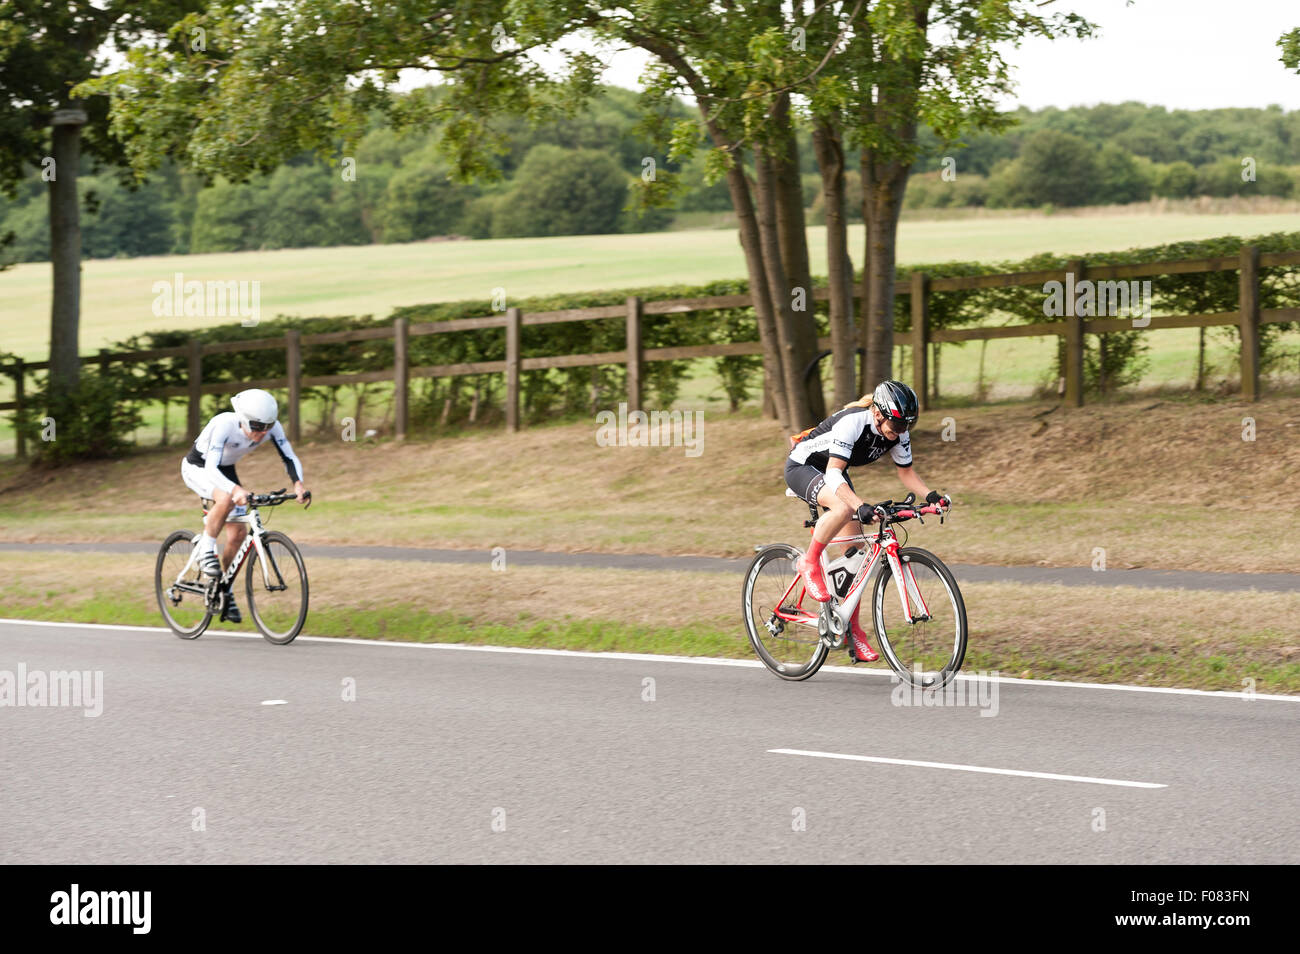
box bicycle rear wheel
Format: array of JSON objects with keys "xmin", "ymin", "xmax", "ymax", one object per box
[
  {"xmin": 743, "ymin": 543, "xmax": 829, "ymax": 681},
  {"xmin": 156, "ymin": 530, "xmax": 212, "ymax": 639},
  {"xmin": 245, "ymin": 530, "xmax": 309, "ymax": 645},
  {"xmin": 872, "ymin": 547, "xmax": 966, "ymax": 690}
]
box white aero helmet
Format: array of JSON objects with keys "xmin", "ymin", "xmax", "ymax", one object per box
[{"xmin": 231, "ymin": 388, "xmax": 278, "ymax": 432}]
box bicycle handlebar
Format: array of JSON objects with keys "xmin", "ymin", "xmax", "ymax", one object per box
[
  {"xmin": 865, "ymin": 492, "xmax": 949, "ymax": 525},
  {"xmin": 247, "ymin": 488, "xmax": 311, "ymax": 507}
]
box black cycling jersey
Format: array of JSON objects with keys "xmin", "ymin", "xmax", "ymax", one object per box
[{"xmin": 787, "ymin": 405, "xmax": 913, "ymax": 471}]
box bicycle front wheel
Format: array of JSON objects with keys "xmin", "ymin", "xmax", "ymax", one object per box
[
  {"xmin": 245, "ymin": 530, "xmax": 309, "ymax": 645},
  {"xmin": 871, "ymin": 547, "xmax": 967, "ymax": 690},
  {"xmin": 742, "ymin": 543, "xmax": 829, "ymax": 681},
  {"xmin": 156, "ymin": 530, "xmax": 212, "ymax": 639}
]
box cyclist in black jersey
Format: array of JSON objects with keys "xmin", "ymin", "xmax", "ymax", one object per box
[{"xmin": 785, "ymin": 380, "xmax": 951, "ymax": 663}]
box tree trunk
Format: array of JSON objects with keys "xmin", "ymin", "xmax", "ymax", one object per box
[
  {"xmin": 773, "ymin": 96, "xmax": 824, "ymax": 420},
  {"xmin": 722, "ymin": 152, "xmax": 790, "ymax": 428},
  {"xmin": 856, "ymin": 5, "xmax": 926, "ymax": 393},
  {"xmin": 48, "ymin": 109, "xmax": 85, "ymax": 396},
  {"xmin": 813, "ymin": 119, "xmax": 858, "ymax": 407},
  {"xmin": 755, "ymin": 151, "xmax": 813, "ymax": 428},
  {"xmin": 860, "ymin": 146, "xmax": 912, "ymax": 389}
]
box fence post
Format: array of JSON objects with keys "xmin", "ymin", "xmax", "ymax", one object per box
[
  {"xmin": 187, "ymin": 338, "xmax": 202, "ymax": 439},
  {"xmin": 13, "ymin": 358, "xmax": 25, "ymax": 460},
  {"xmin": 626, "ymin": 296, "xmax": 643, "ymax": 413},
  {"xmin": 910, "ymin": 271, "xmax": 929, "ymax": 411},
  {"xmin": 98, "ymin": 348, "xmax": 110, "ymax": 376},
  {"xmin": 1064, "ymin": 258, "xmax": 1085, "ymax": 407},
  {"xmin": 1239, "ymin": 245, "xmax": 1260, "ymax": 402},
  {"xmin": 286, "ymin": 329, "xmax": 301, "ymax": 443},
  {"xmin": 394, "ymin": 317, "xmax": 409, "ymax": 440},
  {"xmin": 505, "ymin": 307, "xmax": 521, "ymax": 432}
]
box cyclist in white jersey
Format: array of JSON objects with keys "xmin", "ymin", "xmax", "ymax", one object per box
[
  {"xmin": 181, "ymin": 389, "xmax": 311, "ymax": 623},
  {"xmin": 785, "ymin": 380, "xmax": 951, "ymax": 664}
]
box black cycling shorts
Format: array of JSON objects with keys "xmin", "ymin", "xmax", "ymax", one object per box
[{"xmin": 784, "ymin": 458, "xmax": 854, "ymax": 507}]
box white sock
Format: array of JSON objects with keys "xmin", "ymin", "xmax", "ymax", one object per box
[{"xmin": 200, "ymin": 533, "xmax": 218, "ymax": 554}]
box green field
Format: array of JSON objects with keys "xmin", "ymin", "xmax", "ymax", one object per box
[{"xmin": 4, "ymin": 211, "xmax": 1300, "ymax": 360}]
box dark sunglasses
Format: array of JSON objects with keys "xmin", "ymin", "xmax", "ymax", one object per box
[
  {"xmin": 247, "ymin": 420, "xmax": 271, "ymax": 432},
  {"xmin": 876, "ymin": 409, "xmax": 911, "ymax": 432}
]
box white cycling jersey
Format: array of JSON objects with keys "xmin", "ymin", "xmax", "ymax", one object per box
[{"xmin": 183, "ymin": 411, "xmax": 303, "ymax": 495}]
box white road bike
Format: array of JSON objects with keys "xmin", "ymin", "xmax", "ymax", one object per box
[{"xmin": 155, "ymin": 489, "xmax": 310, "ymax": 644}]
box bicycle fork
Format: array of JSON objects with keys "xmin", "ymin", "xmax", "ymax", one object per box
[{"xmin": 884, "ymin": 547, "xmax": 931, "ymax": 624}]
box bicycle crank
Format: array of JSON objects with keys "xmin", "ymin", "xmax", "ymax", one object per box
[
  {"xmin": 818, "ymin": 602, "xmax": 849, "ymax": 649},
  {"xmin": 204, "ymin": 582, "xmax": 227, "ymax": 615}
]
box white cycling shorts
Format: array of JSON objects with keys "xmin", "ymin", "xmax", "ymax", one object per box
[{"xmin": 180, "ymin": 460, "xmax": 247, "ymax": 517}]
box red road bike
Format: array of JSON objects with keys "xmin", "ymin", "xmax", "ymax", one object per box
[{"xmin": 743, "ymin": 492, "xmax": 967, "ymax": 689}]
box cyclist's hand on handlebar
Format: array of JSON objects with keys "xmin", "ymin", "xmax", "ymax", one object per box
[
  {"xmin": 925, "ymin": 490, "xmax": 952, "ymax": 509},
  {"xmin": 855, "ymin": 504, "xmax": 877, "ymax": 526},
  {"xmin": 231, "ymin": 485, "xmax": 249, "ymax": 507},
  {"xmin": 294, "ymin": 481, "xmax": 312, "ymax": 509}
]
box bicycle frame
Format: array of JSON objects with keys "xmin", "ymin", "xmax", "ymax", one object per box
[
  {"xmin": 772, "ymin": 524, "xmax": 930, "ymax": 632},
  {"xmin": 170, "ymin": 506, "xmax": 285, "ymax": 596}
]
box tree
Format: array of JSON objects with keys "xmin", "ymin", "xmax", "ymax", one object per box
[
  {"xmin": 379, "ymin": 162, "xmax": 472, "ymax": 242},
  {"xmin": 0, "ymin": 0, "xmax": 204, "ymax": 395},
  {"xmin": 1094, "ymin": 142, "xmax": 1151, "ymax": 205},
  {"xmin": 490, "ymin": 145, "xmax": 626, "ymax": 237},
  {"xmin": 1015, "ymin": 129, "xmax": 1100, "ymax": 207},
  {"xmin": 189, "ymin": 180, "xmax": 262, "ymax": 252},
  {"xmin": 800, "ymin": 1, "xmax": 1095, "ymax": 390},
  {"xmin": 1152, "ymin": 161, "xmax": 1198, "ymax": 199},
  {"xmin": 80, "ymin": 174, "xmax": 175, "ymax": 257},
  {"xmin": 1280, "ymin": 27, "xmax": 1300, "ymax": 73},
  {"xmin": 88, "ymin": 0, "xmax": 1096, "ymax": 427}
]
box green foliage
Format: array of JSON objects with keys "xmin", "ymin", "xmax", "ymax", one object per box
[
  {"xmin": 1196, "ymin": 158, "xmax": 1294, "ymax": 199},
  {"xmin": 1278, "ymin": 28, "xmax": 1300, "ymax": 73},
  {"xmin": 377, "ymin": 163, "xmax": 472, "ymax": 242},
  {"xmin": 16, "ymin": 367, "xmax": 143, "ymax": 466},
  {"xmin": 1152, "ymin": 161, "xmax": 1199, "ymax": 199},
  {"xmin": 491, "ymin": 145, "xmax": 628, "ymax": 238}
]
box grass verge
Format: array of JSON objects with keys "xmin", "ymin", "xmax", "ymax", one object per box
[{"xmin": 2, "ymin": 553, "xmax": 1296, "ymax": 694}]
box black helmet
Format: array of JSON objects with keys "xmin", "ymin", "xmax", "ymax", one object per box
[{"xmin": 872, "ymin": 380, "xmax": 918, "ymax": 430}]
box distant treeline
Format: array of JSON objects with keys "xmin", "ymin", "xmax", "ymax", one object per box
[{"xmin": 3, "ymin": 92, "xmax": 1298, "ymax": 263}]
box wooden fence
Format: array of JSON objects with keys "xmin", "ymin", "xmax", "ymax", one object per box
[{"xmin": 3, "ymin": 245, "xmax": 1299, "ymax": 458}]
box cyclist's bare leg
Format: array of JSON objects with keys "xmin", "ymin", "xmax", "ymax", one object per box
[
  {"xmin": 812, "ymin": 486, "xmax": 868, "ymax": 554},
  {"xmin": 222, "ymin": 522, "xmax": 247, "ymax": 572},
  {"xmin": 203, "ymin": 490, "xmax": 234, "ymax": 541}
]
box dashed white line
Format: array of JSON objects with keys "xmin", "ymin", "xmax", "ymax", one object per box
[{"xmin": 769, "ymin": 748, "xmax": 1168, "ymax": 788}]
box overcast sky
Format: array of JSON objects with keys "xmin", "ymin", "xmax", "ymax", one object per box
[{"xmin": 569, "ymin": 0, "xmax": 1300, "ymax": 112}]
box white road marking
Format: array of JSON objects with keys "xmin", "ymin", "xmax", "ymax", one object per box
[
  {"xmin": 769, "ymin": 748, "xmax": 1168, "ymax": 788},
  {"xmin": 261, "ymin": 700, "xmax": 288, "ymax": 706},
  {"xmin": 2, "ymin": 617, "xmax": 1297, "ymax": 702}
]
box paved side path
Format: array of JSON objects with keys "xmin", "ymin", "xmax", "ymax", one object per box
[{"xmin": 2, "ymin": 541, "xmax": 1297, "ymax": 592}]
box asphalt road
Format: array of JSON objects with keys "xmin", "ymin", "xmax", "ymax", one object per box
[
  {"xmin": 2, "ymin": 619, "xmax": 1295, "ymax": 864},
  {"xmin": 3, "ymin": 541, "xmax": 1298, "ymax": 591}
]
